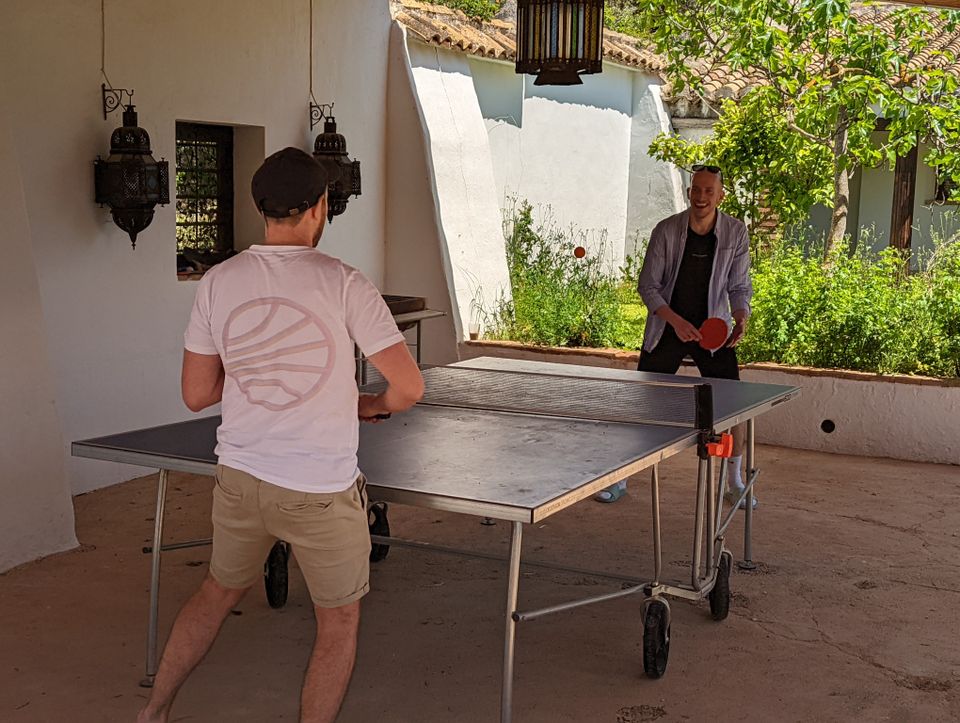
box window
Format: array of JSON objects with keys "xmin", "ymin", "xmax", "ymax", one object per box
[
  {"xmin": 176, "ymin": 123, "xmax": 234, "ymax": 270},
  {"xmin": 934, "ymin": 168, "xmax": 957, "ymax": 204}
]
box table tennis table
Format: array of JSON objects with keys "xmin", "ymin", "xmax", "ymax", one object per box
[{"xmin": 72, "ymin": 356, "xmax": 798, "ymax": 722}]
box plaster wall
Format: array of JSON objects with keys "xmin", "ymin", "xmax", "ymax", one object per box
[
  {"xmin": 738, "ymin": 367, "xmax": 960, "ymax": 466},
  {"xmin": 625, "ymin": 77, "xmax": 685, "ymax": 253},
  {"xmin": 384, "ymin": 24, "xmax": 458, "ymax": 363},
  {"xmin": 0, "ymin": 80, "xmax": 79, "ymax": 572},
  {"xmin": 475, "ymin": 58, "xmax": 635, "ymax": 266},
  {"xmin": 405, "ymin": 42, "xmax": 512, "ymax": 338},
  {"xmin": 0, "ymin": 0, "xmax": 393, "ymax": 496}
]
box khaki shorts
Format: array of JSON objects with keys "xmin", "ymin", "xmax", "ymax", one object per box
[{"xmin": 210, "ymin": 464, "xmax": 371, "ymax": 608}]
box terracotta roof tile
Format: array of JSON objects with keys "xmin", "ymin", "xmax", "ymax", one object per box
[
  {"xmin": 392, "ymin": 1, "xmax": 960, "ymax": 110},
  {"xmin": 392, "ymin": 0, "xmax": 667, "ymax": 71}
]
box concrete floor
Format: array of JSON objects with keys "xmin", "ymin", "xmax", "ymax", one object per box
[{"xmin": 1, "ymin": 445, "xmax": 958, "ymax": 723}]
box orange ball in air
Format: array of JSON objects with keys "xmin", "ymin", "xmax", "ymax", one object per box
[{"xmin": 573, "ymin": 246, "xmax": 586, "ymax": 258}]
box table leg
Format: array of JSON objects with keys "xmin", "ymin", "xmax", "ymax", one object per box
[
  {"xmin": 141, "ymin": 468, "xmax": 169, "ymax": 687},
  {"xmin": 741, "ymin": 419, "xmax": 757, "ymax": 570},
  {"xmin": 706, "ymin": 456, "xmax": 716, "ymax": 576},
  {"xmin": 650, "ymin": 465, "xmax": 662, "ymax": 585},
  {"xmin": 500, "ymin": 521, "xmax": 523, "ymax": 723},
  {"xmin": 691, "ymin": 458, "xmax": 707, "ymax": 591}
]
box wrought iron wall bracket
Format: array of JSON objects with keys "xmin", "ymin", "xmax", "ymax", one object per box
[
  {"xmin": 310, "ymin": 102, "xmax": 334, "ymax": 131},
  {"xmin": 102, "ymin": 83, "xmax": 134, "ymax": 120}
]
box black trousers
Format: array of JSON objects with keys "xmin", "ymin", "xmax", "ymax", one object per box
[{"xmin": 638, "ymin": 326, "xmax": 740, "ymax": 380}]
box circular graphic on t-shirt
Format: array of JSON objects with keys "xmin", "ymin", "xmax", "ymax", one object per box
[{"xmin": 221, "ymin": 297, "xmax": 336, "ymax": 411}]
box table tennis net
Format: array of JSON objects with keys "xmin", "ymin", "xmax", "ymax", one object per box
[{"xmin": 360, "ymin": 366, "xmax": 714, "ymax": 430}]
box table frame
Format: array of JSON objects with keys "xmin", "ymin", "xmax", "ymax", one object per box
[{"xmin": 72, "ymin": 364, "xmax": 794, "ymax": 721}]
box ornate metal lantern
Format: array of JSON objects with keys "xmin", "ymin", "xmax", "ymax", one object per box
[
  {"xmin": 311, "ymin": 104, "xmax": 361, "ymax": 223},
  {"xmin": 516, "ymin": 0, "xmax": 605, "ymax": 86},
  {"xmin": 94, "ymin": 88, "xmax": 169, "ymax": 248}
]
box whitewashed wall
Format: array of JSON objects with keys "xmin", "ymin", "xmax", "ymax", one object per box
[
  {"xmin": 479, "ymin": 59, "xmax": 634, "ymax": 267},
  {"xmin": 740, "ymin": 367, "xmax": 960, "ymax": 466},
  {"xmin": 384, "ymin": 24, "xmax": 459, "ymax": 364},
  {"xmin": 404, "ymin": 42, "xmax": 513, "ymax": 338},
  {"xmin": 0, "ymin": 0, "xmax": 395, "ymax": 568},
  {"xmin": 856, "ymin": 139, "xmax": 960, "ymax": 256},
  {"xmin": 401, "ymin": 36, "xmax": 688, "ymax": 333},
  {"xmin": 625, "ymin": 76, "xmax": 686, "ymax": 253},
  {"xmin": 0, "ymin": 81, "xmax": 78, "ymax": 571}
]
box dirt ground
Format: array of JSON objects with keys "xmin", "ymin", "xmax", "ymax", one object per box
[{"xmin": 1, "ymin": 445, "xmax": 959, "ymax": 723}]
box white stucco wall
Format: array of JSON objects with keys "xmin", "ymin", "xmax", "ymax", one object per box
[
  {"xmin": 474, "ymin": 58, "xmax": 635, "ymax": 266},
  {"xmin": 625, "ymin": 77, "xmax": 685, "ymax": 254},
  {"xmin": 384, "ymin": 24, "xmax": 459, "ymax": 363},
  {"xmin": 740, "ymin": 368, "xmax": 960, "ymax": 466},
  {"xmin": 0, "ymin": 82, "xmax": 78, "ymax": 572},
  {"xmin": 803, "ymin": 135, "xmax": 958, "ymax": 255},
  {"xmin": 1, "ymin": 0, "xmax": 393, "ymax": 498},
  {"xmin": 405, "ymin": 42, "xmax": 513, "ymax": 338}
]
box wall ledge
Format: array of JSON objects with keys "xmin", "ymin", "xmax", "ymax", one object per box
[{"xmin": 461, "ymin": 340, "xmax": 960, "ymax": 388}]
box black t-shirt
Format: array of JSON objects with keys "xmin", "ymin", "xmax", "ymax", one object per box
[{"xmin": 670, "ymin": 226, "xmax": 717, "ymax": 329}]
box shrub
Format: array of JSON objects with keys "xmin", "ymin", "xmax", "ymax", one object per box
[
  {"xmin": 486, "ymin": 203, "xmax": 960, "ymax": 377},
  {"xmin": 738, "ymin": 235, "xmax": 960, "ymax": 376},
  {"xmin": 486, "ymin": 202, "xmax": 625, "ymax": 348}
]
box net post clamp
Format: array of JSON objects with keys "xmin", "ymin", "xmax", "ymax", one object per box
[{"xmin": 706, "ymin": 432, "xmax": 734, "ymax": 459}]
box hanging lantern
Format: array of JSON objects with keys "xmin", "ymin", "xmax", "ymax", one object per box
[
  {"xmin": 311, "ymin": 107, "xmax": 361, "ymax": 223},
  {"xmin": 94, "ymin": 94, "xmax": 169, "ymax": 248},
  {"xmin": 516, "ymin": 1, "xmax": 605, "ymax": 86}
]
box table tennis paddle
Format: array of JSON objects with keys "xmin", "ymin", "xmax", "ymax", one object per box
[{"xmin": 698, "ymin": 317, "xmax": 729, "ymax": 352}]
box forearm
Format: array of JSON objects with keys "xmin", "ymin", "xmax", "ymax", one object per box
[
  {"xmin": 732, "ymin": 308, "xmax": 748, "ymax": 324},
  {"xmin": 370, "ymin": 384, "xmax": 420, "ymax": 414},
  {"xmin": 654, "ymin": 304, "xmax": 682, "ymax": 326}
]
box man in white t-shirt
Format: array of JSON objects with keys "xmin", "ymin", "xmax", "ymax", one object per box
[{"xmin": 137, "ymin": 147, "xmax": 424, "ymax": 723}]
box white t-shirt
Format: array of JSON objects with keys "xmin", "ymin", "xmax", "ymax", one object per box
[{"xmin": 183, "ymin": 245, "xmax": 405, "ymax": 493}]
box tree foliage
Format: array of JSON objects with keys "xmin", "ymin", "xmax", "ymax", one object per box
[
  {"xmin": 433, "ymin": 0, "xmax": 503, "ymax": 22},
  {"xmin": 649, "ymin": 91, "xmax": 834, "ymax": 230},
  {"xmin": 631, "ymin": 0, "xmax": 960, "ymax": 247}
]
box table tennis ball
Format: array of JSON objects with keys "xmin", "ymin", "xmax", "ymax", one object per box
[
  {"xmin": 574, "ymin": 246, "xmax": 586, "ymax": 258},
  {"xmin": 222, "ymin": 297, "xmax": 336, "ymax": 411}
]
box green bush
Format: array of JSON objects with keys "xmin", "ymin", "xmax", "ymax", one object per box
[
  {"xmin": 738, "ymin": 236, "xmax": 960, "ymax": 377},
  {"xmin": 487, "ymin": 202, "xmax": 628, "ymax": 348},
  {"xmin": 487, "ymin": 203, "xmax": 960, "ymax": 377}
]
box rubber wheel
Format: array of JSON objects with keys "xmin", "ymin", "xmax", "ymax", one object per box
[
  {"xmin": 642, "ymin": 599, "xmax": 670, "ymax": 679},
  {"xmin": 709, "ymin": 550, "xmax": 732, "ymax": 621},
  {"xmin": 369, "ymin": 502, "xmax": 390, "ymax": 563},
  {"xmin": 264, "ymin": 541, "xmax": 290, "ymax": 609}
]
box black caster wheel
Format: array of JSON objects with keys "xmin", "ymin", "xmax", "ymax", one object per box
[
  {"xmin": 709, "ymin": 550, "xmax": 732, "ymax": 621},
  {"xmin": 369, "ymin": 501, "xmax": 390, "ymax": 563},
  {"xmin": 264, "ymin": 540, "xmax": 290, "ymax": 609},
  {"xmin": 642, "ymin": 599, "xmax": 670, "ymax": 679}
]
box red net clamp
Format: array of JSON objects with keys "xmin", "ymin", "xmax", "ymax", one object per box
[{"xmin": 706, "ymin": 433, "xmax": 734, "ymax": 459}]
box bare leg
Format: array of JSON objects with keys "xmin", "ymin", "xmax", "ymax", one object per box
[
  {"xmin": 136, "ymin": 575, "xmax": 248, "ymax": 723},
  {"xmin": 300, "ymin": 600, "xmax": 361, "ymax": 723}
]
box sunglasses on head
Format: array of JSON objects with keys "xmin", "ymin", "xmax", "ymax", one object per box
[{"xmin": 691, "ymin": 164, "xmax": 722, "ymax": 174}]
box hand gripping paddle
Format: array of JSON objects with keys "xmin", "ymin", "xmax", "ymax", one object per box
[{"xmin": 698, "ymin": 317, "xmax": 729, "ymax": 352}]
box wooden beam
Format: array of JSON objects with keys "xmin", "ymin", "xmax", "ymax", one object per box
[{"xmin": 889, "ymin": 143, "xmax": 919, "ymax": 252}]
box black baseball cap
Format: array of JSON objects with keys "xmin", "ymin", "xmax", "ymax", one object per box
[{"xmin": 251, "ymin": 147, "xmax": 329, "ymax": 218}]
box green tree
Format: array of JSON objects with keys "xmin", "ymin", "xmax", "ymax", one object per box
[
  {"xmin": 631, "ymin": 0, "xmax": 960, "ymax": 253},
  {"xmin": 649, "ymin": 91, "xmax": 834, "ymax": 232}
]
